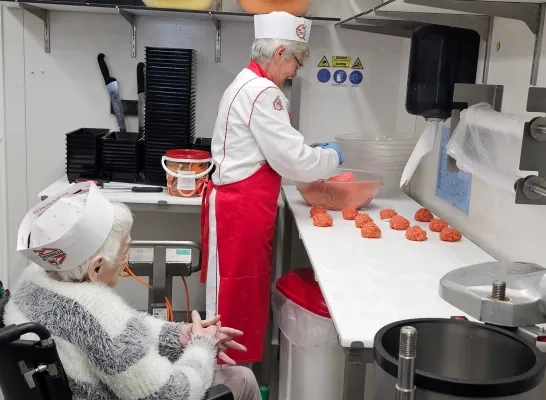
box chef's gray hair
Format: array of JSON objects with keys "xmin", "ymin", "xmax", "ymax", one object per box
[
  {"xmin": 250, "ymin": 38, "xmax": 310, "ymax": 63},
  {"xmin": 45, "ymin": 203, "xmax": 134, "ymax": 282}
]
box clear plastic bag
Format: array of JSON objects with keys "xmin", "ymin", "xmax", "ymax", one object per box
[
  {"xmin": 446, "ymin": 102, "xmax": 529, "ymax": 193},
  {"xmin": 271, "ymin": 285, "xmax": 338, "ymax": 348}
]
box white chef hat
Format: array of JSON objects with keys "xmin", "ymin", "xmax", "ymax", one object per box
[
  {"xmin": 254, "ymin": 11, "xmax": 312, "ymax": 44},
  {"xmin": 17, "ymin": 182, "xmax": 115, "ymax": 272}
]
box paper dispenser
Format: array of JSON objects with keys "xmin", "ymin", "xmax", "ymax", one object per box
[{"xmin": 406, "ymin": 25, "xmax": 481, "ymax": 121}]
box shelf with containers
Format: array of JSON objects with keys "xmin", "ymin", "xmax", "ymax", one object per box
[
  {"xmin": 0, "ymin": 0, "xmax": 340, "ymax": 62},
  {"xmin": 338, "ymin": 0, "xmax": 545, "ymax": 85}
]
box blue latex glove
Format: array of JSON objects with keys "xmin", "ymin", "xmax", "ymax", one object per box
[{"xmin": 310, "ymin": 142, "xmax": 343, "ymax": 165}]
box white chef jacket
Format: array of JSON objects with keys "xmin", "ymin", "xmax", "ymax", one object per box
[{"xmin": 211, "ymin": 68, "xmax": 339, "ymax": 185}]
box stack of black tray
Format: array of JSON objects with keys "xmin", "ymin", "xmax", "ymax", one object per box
[
  {"xmin": 66, "ymin": 128, "xmax": 108, "ymax": 182},
  {"xmin": 101, "ymin": 131, "xmax": 144, "ymax": 183},
  {"xmin": 144, "ymin": 47, "xmax": 197, "ymax": 185},
  {"xmin": 193, "ymin": 137, "xmax": 211, "ymax": 153}
]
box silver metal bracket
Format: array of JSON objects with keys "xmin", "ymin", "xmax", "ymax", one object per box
[
  {"xmin": 515, "ymin": 87, "xmax": 546, "ymax": 205},
  {"xmin": 531, "ymin": 5, "xmax": 546, "ymax": 86},
  {"xmin": 128, "ymin": 240, "xmax": 202, "ymax": 319},
  {"xmin": 355, "ymin": 17, "xmax": 424, "ymax": 31},
  {"xmin": 339, "ymin": 21, "xmax": 414, "ymax": 37},
  {"xmin": 447, "ymin": 83, "xmax": 504, "ymax": 172},
  {"xmin": 152, "ymin": 245, "xmax": 167, "ymax": 303},
  {"xmin": 404, "ymin": 0, "xmax": 545, "ymax": 85},
  {"xmin": 439, "ymin": 261, "xmax": 546, "ymax": 327},
  {"xmin": 210, "ymin": 13, "xmax": 221, "ymax": 63},
  {"xmin": 403, "ymin": 0, "xmax": 541, "ymax": 34},
  {"xmin": 118, "ymin": 8, "xmax": 136, "ymax": 58},
  {"xmin": 527, "ymin": 87, "xmax": 546, "ymax": 114},
  {"xmin": 19, "ymin": 361, "xmax": 48, "ymax": 389},
  {"xmin": 19, "ymin": 3, "xmax": 50, "ymax": 53},
  {"xmin": 374, "ymin": 10, "xmax": 490, "ymax": 39}
]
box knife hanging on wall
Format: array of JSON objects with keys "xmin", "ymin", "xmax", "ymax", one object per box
[
  {"xmin": 137, "ymin": 62, "xmax": 145, "ymax": 134},
  {"xmin": 97, "ymin": 53, "xmax": 126, "ymax": 132}
]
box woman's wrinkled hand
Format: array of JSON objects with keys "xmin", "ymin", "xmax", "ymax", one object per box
[
  {"xmin": 180, "ymin": 314, "xmax": 221, "ymax": 348},
  {"xmin": 215, "ymin": 320, "xmax": 246, "ymax": 366},
  {"xmin": 190, "ymin": 310, "xmax": 218, "ymax": 343},
  {"xmin": 179, "ymin": 312, "xmax": 247, "ymax": 365}
]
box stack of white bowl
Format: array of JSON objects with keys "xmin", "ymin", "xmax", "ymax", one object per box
[{"xmin": 335, "ymin": 133, "xmax": 418, "ymax": 197}]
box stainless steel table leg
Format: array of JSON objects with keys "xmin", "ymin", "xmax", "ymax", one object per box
[
  {"xmin": 281, "ymin": 192, "xmax": 293, "ymax": 276},
  {"xmin": 343, "ymin": 341, "xmax": 374, "ymax": 400}
]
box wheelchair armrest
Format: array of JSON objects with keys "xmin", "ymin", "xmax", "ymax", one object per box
[{"xmin": 205, "ymin": 384, "xmax": 234, "ymax": 400}]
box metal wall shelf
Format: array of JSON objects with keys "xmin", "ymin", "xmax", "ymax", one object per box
[
  {"xmin": 0, "ymin": 0, "xmax": 340, "ymax": 62},
  {"xmin": 338, "ymin": 0, "xmax": 545, "ymax": 85}
]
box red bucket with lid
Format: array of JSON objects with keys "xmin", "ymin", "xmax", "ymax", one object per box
[{"xmin": 161, "ymin": 149, "xmax": 213, "ymax": 197}]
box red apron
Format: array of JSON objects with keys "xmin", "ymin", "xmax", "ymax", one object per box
[
  {"xmin": 199, "ymin": 61, "xmax": 283, "ymax": 363},
  {"xmin": 200, "ymin": 164, "xmax": 281, "ymax": 363}
]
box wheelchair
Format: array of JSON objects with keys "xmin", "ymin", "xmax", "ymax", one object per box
[{"xmin": 0, "ymin": 283, "xmax": 234, "ymax": 400}]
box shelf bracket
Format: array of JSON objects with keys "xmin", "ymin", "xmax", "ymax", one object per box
[
  {"xmin": 355, "ymin": 17, "xmax": 425, "ymax": 31},
  {"xmin": 19, "ymin": 3, "xmax": 50, "ymax": 53},
  {"xmin": 403, "ymin": 0, "xmax": 541, "ymax": 34},
  {"xmin": 210, "ymin": 12, "xmax": 221, "ymax": 63},
  {"xmin": 118, "ymin": 8, "xmax": 136, "ymax": 58},
  {"xmin": 374, "ymin": 10, "xmax": 490, "ymax": 39}
]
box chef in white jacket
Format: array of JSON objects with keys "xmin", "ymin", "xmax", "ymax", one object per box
[{"xmin": 200, "ymin": 11, "xmax": 342, "ymax": 366}]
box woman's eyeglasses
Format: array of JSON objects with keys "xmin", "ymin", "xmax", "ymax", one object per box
[{"xmin": 293, "ymin": 55, "xmax": 303, "ymax": 69}]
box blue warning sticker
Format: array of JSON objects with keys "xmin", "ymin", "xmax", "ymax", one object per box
[
  {"xmin": 332, "ymin": 70, "xmax": 347, "ymax": 86},
  {"xmin": 317, "ymin": 68, "xmax": 331, "ymax": 83},
  {"xmin": 350, "ymin": 70, "xmax": 363, "ymax": 86}
]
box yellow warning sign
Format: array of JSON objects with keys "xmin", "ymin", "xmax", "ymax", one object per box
[
  {"xmin": 352, "ymin": 58, "xmax": 363, "ymax": 70},
  {"xmin": 318, "ymin": 56, "xmax": 330, "ymax": 68},
  {"xmin": 332, "ymin": 56, "xmax": 351, "ymax": 68}
]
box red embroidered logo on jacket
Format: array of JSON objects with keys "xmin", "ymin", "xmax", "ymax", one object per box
[
  {"xmin": 33, "ymin": 247, "xmax": 67, "ymax": 268},
  {"xmin": 296, "ymin": 24, "xmax": 307, "ymax": 41},
  {"xmin": 273, "ymin": 96, "xmax": 284, "ymax": 111}
]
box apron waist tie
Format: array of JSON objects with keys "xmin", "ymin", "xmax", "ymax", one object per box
[{"xmin": 200, "ymin": 179, "xmax": 214, "ymax": 284}]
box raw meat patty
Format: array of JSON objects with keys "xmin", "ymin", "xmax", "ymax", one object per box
[
  {"xmin": 406, "ymin": 226, "xmax": 427, "ymax": 241},
  {"xmin": 390, "ymin": 215, "xmax": 410, "ymax": 230}
]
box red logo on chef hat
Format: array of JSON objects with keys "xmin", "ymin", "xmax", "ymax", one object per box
[
  {"xmin": 296, "ymin": 24, "xmax": 307, "ymax": 41},
  {"xmin": 34, "ymin": 247, "xmax": 67, "ymax": 268},
  {"xmin": 273, "ymin": 96, "xmax": 284, "ymax": 111}
]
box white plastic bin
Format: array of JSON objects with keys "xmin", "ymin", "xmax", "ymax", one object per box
[{"xmin": 272, "ymin": 267, "xmax": 345, "ymax": 400}]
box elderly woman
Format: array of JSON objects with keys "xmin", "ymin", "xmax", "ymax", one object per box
[
  {"xmin": 3, "ymin": 182, "xmax": 261, "ymax": 400},
  {"xmin": 200, "ymin": 10, "xmax": 343, "ymax": 366}
]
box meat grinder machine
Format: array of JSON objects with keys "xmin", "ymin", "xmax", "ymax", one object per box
[{"xmin": 381, "ymin": 262, "xmax": 546, "ymax": 400}]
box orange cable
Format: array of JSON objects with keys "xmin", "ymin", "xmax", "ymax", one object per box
[
  {"xmin": 122, "ymin": 264, "xmax": 191, "ymax": 322},
  {"xmin": 123, "ymin": 264, "xmax": 175, "ymax": 321}
]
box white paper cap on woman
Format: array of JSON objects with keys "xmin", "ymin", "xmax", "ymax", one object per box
[
  {"xmin": 254, "ymin": 11, "xmax": 312, "ymax": 43},
  {"xmin": 17, "ymin": 182, "xmax": 115, "ymax": 271}
]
